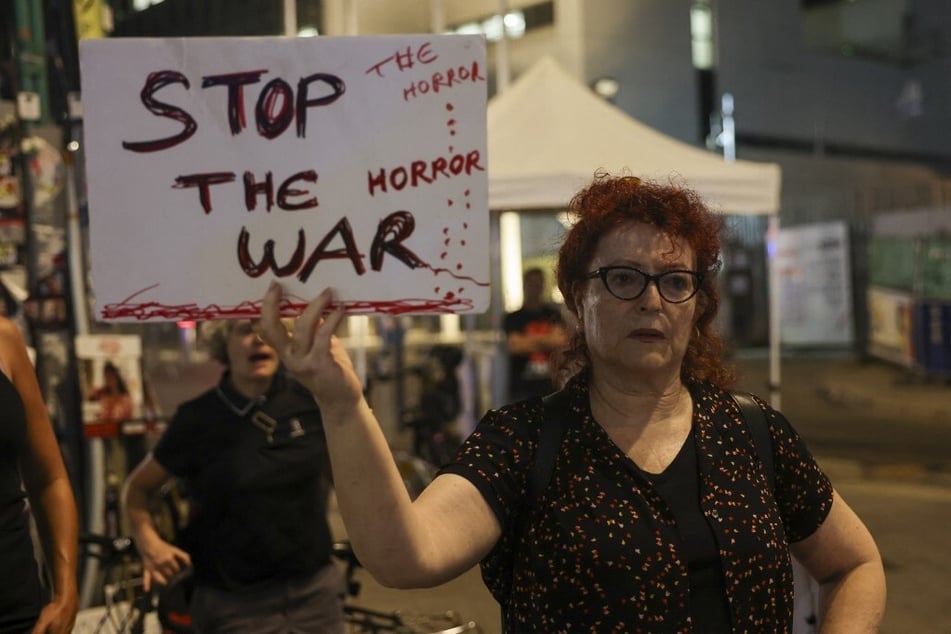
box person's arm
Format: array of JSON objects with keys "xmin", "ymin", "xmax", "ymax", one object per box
[
  {"xmin": 1, "ymin": 319, "xmax": 78, "ymax": 634},
  {"xmin": 259, "ymin": 284, "xmax": 501, "ymax": 588},
  {"xmin": 506, "ymin": 322, "xmax": 568, "ymax": 355},
  {"xmin": 790, "ymin": 490, "xmax": 886, "ymax": 633},
  {"xmin": 115, "ymin": 393, "xmax": 134, "ymax": 421},
  {"xmin": 122, "ymin": 455, "xmax": 192, "ymax": 591}
]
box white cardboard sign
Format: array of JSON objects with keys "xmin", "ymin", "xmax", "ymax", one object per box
[{"xmin": 79, "ymin": 35, "xmax": 488, "ymax": 321}]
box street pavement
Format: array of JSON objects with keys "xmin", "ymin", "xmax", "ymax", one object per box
[{"xmin": 146, "ymin": 348, "xmax": 951, "ymax": 633}]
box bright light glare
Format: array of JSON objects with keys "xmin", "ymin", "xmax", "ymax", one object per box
[
  {"xmin": 456, "ymin": 22, "xmax": 482, "ymax": 35},
  {"xmin": 133, "ymin": 0, "xmax": 164, "ymax": 10},
  {"xmin": 503, "ymin": 12, "xmax": 526, "ymax": 38},
  {"xmin": 482, "ymin": 15, "xmax": 505, "ymax": 42},
  {"xmin": 297, "ymin": 26, "xmax": 319, "ymax": 37},
  {"xmin": 500, "ymin": 212, "xmax": 524, "ymax": 312},
  {"xmin": 455, "ymin": 11, "xmax": 526, "ymax": 41}
]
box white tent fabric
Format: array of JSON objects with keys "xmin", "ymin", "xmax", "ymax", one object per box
[
  {"xmin": 487, "ymin": 56, "xmax": 782, "ymax": 215},
  {"xmin": 486, "ymin": 56, "xmax": 784, "ymax": 408}
]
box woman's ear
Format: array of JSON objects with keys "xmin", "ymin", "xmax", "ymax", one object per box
[{"xmin": 695, "ymin": 288, "xmax": 710, "ymax": 316}]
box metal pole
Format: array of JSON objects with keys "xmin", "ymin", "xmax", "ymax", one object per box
[
  {"xmin": 495, "ymin": 0, "xmax": 511, "ymax": 92},
  {"xmin": 13, "ymin": 0, "xmax": 50, "ymax": 125},
  {"xmin": 430, "ymin": 0, "xmax": 445, "ymax": 33},
  {"xmin": 283, "ymin": 0, "xmax": 297, "ymax": 36},
  {"xmin": 767, "ymin": 214, "xmax": 782, "ymax": 410}
]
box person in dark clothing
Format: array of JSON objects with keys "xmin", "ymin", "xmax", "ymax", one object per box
[
  {"xmin": 258, "ymin": 173, "xmax": 885, "ymax": 632},
  {"xmin": 122, "ymin": 319, "xmax": 344, "ymax": 633},
  {"xmin": 0, "ymin": 316, "xmax": 78, "ymax": 634},
  {"xmin": 503, "ymin": 267, "xmax": 568, "ymax": 402}
]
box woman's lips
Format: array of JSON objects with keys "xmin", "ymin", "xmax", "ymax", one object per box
[{"xmin": 630, "ymin": 328, "xmax": 664, "ymax": 341}]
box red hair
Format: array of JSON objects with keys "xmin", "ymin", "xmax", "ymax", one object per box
[{"xmin": 554, "ymin": 172, "xmax": 736, "ymax": 389}]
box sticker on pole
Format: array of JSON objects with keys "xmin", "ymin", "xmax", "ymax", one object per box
[{"xmin": 79, "ymin": 35, "xmax": 488, "ymax": 321}]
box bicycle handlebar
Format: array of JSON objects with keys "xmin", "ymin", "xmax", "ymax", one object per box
[{"xmin": 79, "ymin": 533, "xmax": 136, "ymax": 563}]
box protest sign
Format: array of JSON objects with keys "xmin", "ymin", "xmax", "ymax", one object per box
[{"xmin": 79, "ymin": 35, "xmax": 488, "ymax": 321}]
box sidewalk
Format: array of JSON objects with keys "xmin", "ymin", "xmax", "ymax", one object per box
[
  {"xmin": 734, "ymin": 348, "xmax": 951, "ymax": 486},
  {"xmin": 734, "ymin": 348, "xmax": 951, "ymax": 426}
]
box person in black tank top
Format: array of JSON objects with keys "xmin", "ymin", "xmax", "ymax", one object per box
[{"xmin": 0, "ymin": 316, "xmax": 79, "ymax": 633}]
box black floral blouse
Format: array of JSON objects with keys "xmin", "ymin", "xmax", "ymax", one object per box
[{"xmin": 440, "ymin": 373, "xmax": 834, "ymax": 633}]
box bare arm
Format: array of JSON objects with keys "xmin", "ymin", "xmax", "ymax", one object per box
[
  {"xmin": 122, "ymin": 455, "xmax": 191, "ymax": 591},
  {"xmin": 2, "ymin": 318, "xmax": 78, "ymax": 634},
  {"xmin": 259, "ymin": 284, "xmax": 501, "ymax": 587},
  {"xmin": 790, "ymin": 490, "xmax": 886, "ymax": 633}
]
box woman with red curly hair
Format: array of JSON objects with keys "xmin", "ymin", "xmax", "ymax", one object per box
[{"xmin": 260, "ymin": 173, "xmax": 885, "ymax": 633}]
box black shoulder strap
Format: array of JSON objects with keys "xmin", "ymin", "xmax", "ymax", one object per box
[
  {"xmin": 731, "ymin": 391, "xmax": 775, "ymax": 492},
  {"xmin": 526, "ymin": 390, "xmax": 571, "ymax": 508},
  {"xmin": 531, "ymin": 391, "xmax": 775, "ymax": 502}
]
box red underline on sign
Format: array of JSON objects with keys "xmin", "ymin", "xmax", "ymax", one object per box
[{"xmin": 101, "ymin": 296, "xmax": 476, "ymax": 321}]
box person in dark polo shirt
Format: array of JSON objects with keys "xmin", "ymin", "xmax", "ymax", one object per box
[{"xmin": 123, "ymin": 319, "xmax": 343, "ymax": 633}]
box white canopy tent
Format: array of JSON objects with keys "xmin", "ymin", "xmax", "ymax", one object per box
[
  {"xmin": 488, "ymin": 56, "xmax": 781, "ymax": 213},
  {"xmin": 487, "ymin": 56, "xmax": 784, "ymax": 406}
]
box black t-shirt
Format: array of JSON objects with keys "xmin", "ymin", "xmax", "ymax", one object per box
[
  {"xmin": 503, "ymin": 304, "xmax": 563, "ymax": 401},
  {"xmin": 152, "ymin": 371, "xmax": 334, "ymax": 590},
  {"xmin": 0, "ymin": 371, "xmax": 44, "ymax": 629},
  {"xmin": 641, "ymin": 431, "xmax": 732, "ymax": 632}
]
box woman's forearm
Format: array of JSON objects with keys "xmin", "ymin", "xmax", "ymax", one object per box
[
  {"xmin": 818, "ymin": 559, "xmax": 886, "ymax": 633},
  {"xmin": 319, "ymin": 398, "xmax": 430, "ymax": 584},
  {"xmin": 32, "ymin": 475, "xmax": 79, "ymax": 600},
  {"xmin": 123, "ymin": 481, "xmax": 163, "ymax": 548}
]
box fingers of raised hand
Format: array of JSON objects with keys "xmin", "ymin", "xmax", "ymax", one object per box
[
  {"xmin": 259, "ymin": 282, "xmax": 292, "ymax": 350},
  {"xmin": 260, "ymin": 284, "xmax": 345, "ymax": 360},
  {"xmin": 293, "ymin": 288, "xmax": 344, "ymax": 354}
]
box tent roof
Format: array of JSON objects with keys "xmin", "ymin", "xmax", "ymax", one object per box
[{"xmin": 487, "ymin": 57, "xmax": 781, "ymax": 215}]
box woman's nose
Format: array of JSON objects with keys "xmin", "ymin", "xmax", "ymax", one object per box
[{"xmin": 638, "ymin": 280, "xmax": 664, "ymax": 311}]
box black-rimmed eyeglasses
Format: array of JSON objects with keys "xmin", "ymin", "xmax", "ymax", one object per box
[{"xmin": 585, "ymin": 266, "xmax": 702, "ymax": 303}]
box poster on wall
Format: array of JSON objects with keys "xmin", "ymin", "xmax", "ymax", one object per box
[
  {"xmin": 79, "ymin": 35, "xmax": 489, "ymax": 322},
  {"xmin": 866, "ymin": 286, "xmax": 915, "ymax": 367},
  {"xmin": 776, "ymin": 221, "xmax": 854, "ymax": 346},
  {"xmin": 74, "ymin": 334, "xmax": 144, "ymax": 439}
]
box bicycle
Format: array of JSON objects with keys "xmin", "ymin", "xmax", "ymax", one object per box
[
  {"xmin": 74, "ymin": 533, "xmax": 192, "ymax": 634},
  {"xmin": 75, "ymin": 533, "xmax": 479, "ymax": 634},
  {"xmin": 332, "ymin": 540, "xmax": 482, "ymax": 634},
  {"xmin": 389, "ymin": 344, "xmax": 466, "ymax": 470}
]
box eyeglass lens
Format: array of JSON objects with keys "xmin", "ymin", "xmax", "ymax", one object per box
[{"xmin": 603, "ymin": 268, "xmax": 698, "ymax": 302}]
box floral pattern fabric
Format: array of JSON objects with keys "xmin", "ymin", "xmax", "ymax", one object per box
[{"xmin": 439, "ymin": 373, "xmax": 833, "ymax": 633}]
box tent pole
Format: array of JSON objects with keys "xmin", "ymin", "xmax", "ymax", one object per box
[
  {"xmin": 767, "ymin": 214, "xmax": 781, "ymax": 409},
  {"xmin": 495, "ymin": 0, "xmax": 511, "ymax": 92}
]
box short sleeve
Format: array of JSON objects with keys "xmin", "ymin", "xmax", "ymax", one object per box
[
  {"xmin": 151, "ymin": 403, "xmax": 205, "ymax": 478},
  {"xmin": 438, "ymin": 401, "xmax": 541, "ymax": 533},
  {"xmin": 760, "ymin": 399, "xmax": 835, "ymax": 543}
]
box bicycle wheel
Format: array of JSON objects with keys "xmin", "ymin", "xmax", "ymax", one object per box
[
  {"xmin": 393, "ymin": 610, "xmax": 482, "ymax": 634},
  {"xmin": 392, "ymin": 450, "xmax": 436, "ymax": 499},
  {"xmin": 102, "ymin": 576, "xmax": 159, "ymax": 634}
]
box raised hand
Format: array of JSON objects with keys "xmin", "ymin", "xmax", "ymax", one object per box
[{"xmin": 258, "ymin": 283, "xmax": 365, "ymax": 415}]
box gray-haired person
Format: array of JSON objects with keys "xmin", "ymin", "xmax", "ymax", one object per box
[{"xmin": 123, "ymin": 319, "xmax": 344, "ymax": 633}]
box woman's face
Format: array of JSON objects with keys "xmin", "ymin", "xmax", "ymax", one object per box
[
  {"xmin": 226, "ymin": 320, "xmax": 280, "ymax": 383},
  {"xmin": 578, "ymin": 221, "xmax": 698, "ymax": 382}
]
